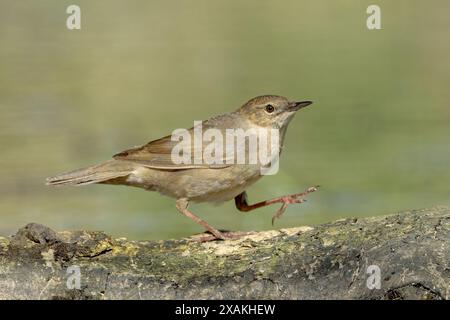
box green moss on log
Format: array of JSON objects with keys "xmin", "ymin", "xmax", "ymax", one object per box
[{"xmin": 0, "ymin": 207, "xmax": 449, "ymax": 299}]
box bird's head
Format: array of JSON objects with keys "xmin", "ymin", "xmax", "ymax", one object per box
[{"xmin": 237, "ymin": 95, "xmax": 313, "ymax": 129}]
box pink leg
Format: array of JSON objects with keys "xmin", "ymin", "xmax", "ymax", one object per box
[
  {"xmin": 176, "ymin": 199, "xmax": 252, "ymax": 242},
  {"xmin": 235, "ymin": 186, "xmax": 319, "ymax": 225},
  {"xmin": 176, "ymin": 198, "xmax": 226, "ymax": 240}
]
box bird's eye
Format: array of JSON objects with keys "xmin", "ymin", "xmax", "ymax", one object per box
[{"xmin": 265, "ymin": 104, "xmax": 275, "ymax": 113}]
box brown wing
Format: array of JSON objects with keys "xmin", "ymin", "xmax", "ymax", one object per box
[{"xmin": 113, "ymin": 125, "xmax": 231, "ymax": 170}]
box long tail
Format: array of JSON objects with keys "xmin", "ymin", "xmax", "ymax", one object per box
[{"xmin": 46, "ymin": 160, "xmax": 134, "ymax": 186}]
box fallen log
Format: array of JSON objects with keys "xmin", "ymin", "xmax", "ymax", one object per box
[{"xmin": 0, "ymin": 206, "xmax": 448, "ymax": 299}]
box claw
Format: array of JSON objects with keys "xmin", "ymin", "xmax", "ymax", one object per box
[
  {"xmin": 270, "ymin": 185, "xmax": 319, "ymax": 225},
  {"xmin": 307, "ymin": 185, "xmax": 320, "ymax": 193},
  {"xmin": 192, "ymin": 231, "xmax": 252, "ymax": 242},
  {"xmin": 272, "ymin": 202, "xmax": 288, "ymax": 226}
]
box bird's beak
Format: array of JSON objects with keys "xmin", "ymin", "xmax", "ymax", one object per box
[{"xmin": 287, "ymin": 101, "xmax": 313, "ymax": 111}]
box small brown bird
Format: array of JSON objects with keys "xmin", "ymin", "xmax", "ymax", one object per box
[{"xmin": 47, "ymin": 95, "xmax": 318, "ymax": 240}]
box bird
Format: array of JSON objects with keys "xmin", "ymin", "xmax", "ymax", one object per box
[{"xmin": 46, "ymin": 95, "xmax": 318, "ymax": 240}]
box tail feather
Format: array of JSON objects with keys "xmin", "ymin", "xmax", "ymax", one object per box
[{"xmin": 46, "ymin": 160, "xmax": 133, "ymax": 186}]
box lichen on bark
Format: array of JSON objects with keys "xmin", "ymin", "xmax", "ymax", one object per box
[{"xmin": 0, "ymin": 206, "xmax": 449, "ymax": 299}]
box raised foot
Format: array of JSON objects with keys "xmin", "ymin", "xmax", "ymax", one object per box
[{"xmin": 271, "ymin": 185, "xmax": 320, "ymax": 225}]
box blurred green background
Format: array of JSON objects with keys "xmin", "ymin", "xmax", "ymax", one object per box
[{"xmin": 1, "ymin": 0, "xmax": 449, "ymax": 240}]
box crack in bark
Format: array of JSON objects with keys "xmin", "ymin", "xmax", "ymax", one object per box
[{"xmin": 385, "ymin": 282, "xmax": 445, "ymax": 300}]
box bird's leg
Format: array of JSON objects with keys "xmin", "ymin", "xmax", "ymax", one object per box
[
  {"xmin": 176, "ymin": 198, "xmax": 226, "ymax": 240},
  {"xmin": 235, "ymin": 186, "xmax": 319, "ymax": 225}
]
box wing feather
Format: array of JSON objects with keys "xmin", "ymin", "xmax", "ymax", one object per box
[{"xmin": 113, "ymin": 124, "xmax": 232, "ymax": 170}]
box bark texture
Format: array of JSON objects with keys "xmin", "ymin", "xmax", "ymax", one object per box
[{"xmin": 0, "ymin": 206, "xmax": 449, "ymax": 299}]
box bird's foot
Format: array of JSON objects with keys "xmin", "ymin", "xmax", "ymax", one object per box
[
  {"xmin": 189, "ymin": 230, "xmax": 252, "ymax": 242},
  {"xmin": 271, "ymin": 185, "xmax": 319, "ymax": 225}
]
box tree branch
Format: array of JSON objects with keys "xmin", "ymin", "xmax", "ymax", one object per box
[{"xmin": 0, "ymin": 206, "xmax": 449, "ymax": 299}]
